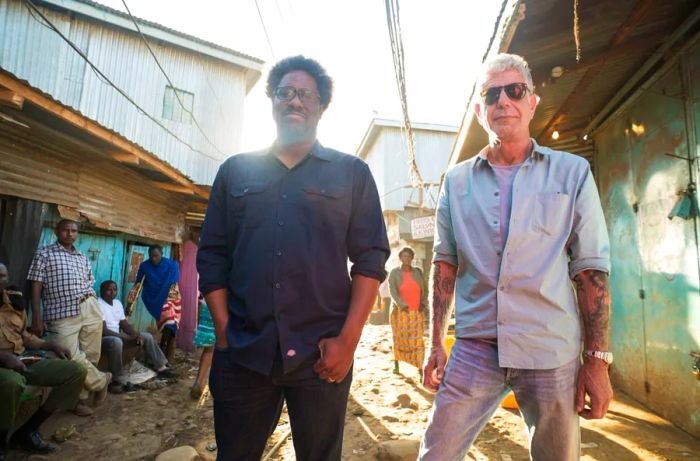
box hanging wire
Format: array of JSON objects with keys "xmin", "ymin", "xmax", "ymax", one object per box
[
  {"xmin": 574, "ymin": 0, "xmax": 582, "ymax": 62},
  {"xmin": 21, "ymin": 0, "xmax": 219, "ymax": 160},
  {"xmin": 384, "ymin": 0, "xmax": 424, "ymax": 192},
  {"xmin": 120, "ymin": 0, "xmax": 226, "ymax": 157}
]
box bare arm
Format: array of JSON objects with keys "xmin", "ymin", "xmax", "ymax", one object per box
[
  {"xmin": 313, "ymin": 274, "xmax": 379, "ymax": 383},
  {"xmin": 573, "ymin": 269, "xmax": 613, "ymax": 419},
  {"xmin": 205, "ymin": 288, "xmax": 230, "ymax": 350},
  {"xmin": 574, "ymin": 270, "xmax": 610, "ymax": 350},
  {"xmin": 423, "ymin": 260, "xmax": 457, "ymax": 392},
  {"xmin": 429, "ymin": 261, "xmax": 457, "ymax": 348}
]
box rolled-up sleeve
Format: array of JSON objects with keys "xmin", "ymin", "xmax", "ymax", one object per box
[
  {"xmin": 197, "ymin": 160, "xmax": 232, "ymax": 295},
  {"xmin": 433, "ymin": 173, "xmax": 458, "ymax": 266},
  {"xmin": 347, "ymin": 162, "xmax": 390, "ymax": 282},
  {"xmin": 567, "ymin": 165, "xmax": 611, "ymax": 278}
]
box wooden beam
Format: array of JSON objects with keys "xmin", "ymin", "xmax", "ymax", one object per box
[
  {"xmin": 0, "ymin": 89, "xmax": 24, "ymax": 109},
  {"xmin": 110, "ymin": 151, "xmax": 140, "ymax": 165},
  {"xmin": 152, "ymin": 181, "xmax": 195, "ymax": 195},
  {"xmin": 536, "ymin": 0, "xmax": 655, "ymax": 142},
  {"xmin": 187, "ymin": 201, "xmax": 208, "ymax": 213},
  {"xmin": 0, "ymin": 71, "xmax": 208, "ymax": 199}
]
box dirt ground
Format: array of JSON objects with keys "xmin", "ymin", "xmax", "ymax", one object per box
[{"xmin": 7, "ymin": 324, "xmax": 700, "ymax": 461}]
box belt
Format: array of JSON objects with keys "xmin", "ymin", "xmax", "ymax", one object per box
[{"xmin": 78, "ymin": 294, "xmax": 95, "ymax": 304}]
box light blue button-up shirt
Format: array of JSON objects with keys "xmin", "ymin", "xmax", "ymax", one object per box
[{"xmin": 433, "ymin": 139, "xmax": 610, "ymax": 369}]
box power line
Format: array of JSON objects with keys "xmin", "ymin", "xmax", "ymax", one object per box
[
  {"xmin": 120, "ymin": 0, "xmax": 226, "ymax": 156},
  {"xmin": 384, "ymin": 0, "xmax": 424, "ymax": 196},
  {"xmin": 21, "ymin": 0, "xmax": 219, "ymax": 161},
  {"xmin": 253, "ymin": 0, "xmax": 276, "ymax": 58}
]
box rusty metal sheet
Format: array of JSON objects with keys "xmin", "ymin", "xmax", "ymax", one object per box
[{"xmin": 594, "ymin": 54, "xmax": 700, "ymax": 438}]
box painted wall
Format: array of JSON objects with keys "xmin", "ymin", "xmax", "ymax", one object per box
[{"xmin": 594, "ymin": 44, "xmax": 700, "ymax": 437}]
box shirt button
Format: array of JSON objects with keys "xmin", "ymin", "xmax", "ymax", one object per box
[
  {"xmin": 320, "ymin": 189, "xmax": 326, "ymax": 194},
  {"xmin": 281, "ymin": 194, "xmax": 288, "ymax": 199},
  {"xmin": 493, "ymin": 220, "xmax": 498, "ymax": 225},
  {"xmin": 274, "ymin": 282, "xmax": 281, "ymax": 289},
  {"xmin": 276, "ymin": 250, "xmax": 282, "ymax": 256},
  {"xmin": 494, "ymin": 192, "xmax": 499, "ymax": 196},
  {"xmin": 496, "ymin": 251, "xmax": 502, "ymax": 256},
  {"xmin": 243, "ymin": 187, "xmax": 249, "ymax": 193},
  {"xmin": 278, "ymin": 220, "xmax": 284, "ymax": 226}
]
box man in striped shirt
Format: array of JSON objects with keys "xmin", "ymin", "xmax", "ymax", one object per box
[{"xmin": 27, "ymin": 219, "xmax": 111, "ymax": 415}]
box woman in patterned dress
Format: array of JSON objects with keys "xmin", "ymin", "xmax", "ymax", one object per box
[{"xmin": 388, "ymin": 247, "xmax": 428, "ymax": 375}]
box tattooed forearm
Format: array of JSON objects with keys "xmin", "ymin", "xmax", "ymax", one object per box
[
  {"xmin": 574, "ymin": 269, "xmax": 611, "ymax": 350},
  {"xmin": 429, "ymin": 261, "xmax": 457, "ymax": 348}
]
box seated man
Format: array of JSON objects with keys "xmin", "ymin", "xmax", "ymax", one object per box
[
  {"xmin": 98, "ymin": 280, "xmax": 175, "ymax": 393},
  {"xmin": 0, "ymin": 262, "xmax": 87, "ymax": 460}
]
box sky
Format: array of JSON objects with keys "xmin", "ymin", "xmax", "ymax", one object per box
[{"xmin": 96, "ymin": 0, "xmax": 503, "ymax": 154}]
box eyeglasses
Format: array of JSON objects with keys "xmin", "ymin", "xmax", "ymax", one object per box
[
  {"xmin": 480, "ymin": 82, "xmax": 530, "ymax": 106},
  {"xmin": 274, "ymin": 86, "xmax": 321, "ymax": 105}
]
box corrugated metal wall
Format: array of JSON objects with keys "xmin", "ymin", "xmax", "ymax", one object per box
[
  {"xmin": 0, "ymin": 123, "xmax": 188, "ymax": 243},
  {"xmin": 365, "ymin": 127, "xmax": 455, "ymax": 211},
  {"xmin": 594, "ymin": 44, "xmax": 700, "ymax": 437},
  {"xmin": 0, "ymin": 0, "xmax": 248, "ymax": 185}
]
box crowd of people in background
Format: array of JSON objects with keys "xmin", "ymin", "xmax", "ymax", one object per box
[{"xmin": 0, "ymin": 219, "xmax": 183, "ymax": 460}]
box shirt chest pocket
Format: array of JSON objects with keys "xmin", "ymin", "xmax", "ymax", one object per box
[
  {"xmin": 532, "ymin": 192, "xmax": 571, "ymax": 237},
  {"xmin": 229, "ymin": 181, "xmax": 269, "ymax": 228},
  {"xmin": 302, "ymin": 184, "xmax": 350, "ymax": 230}
]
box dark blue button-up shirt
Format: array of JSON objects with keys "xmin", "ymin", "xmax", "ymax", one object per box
[{"xmin": 197, "ymin": 143, "xmax": 390, "ymax": 375}]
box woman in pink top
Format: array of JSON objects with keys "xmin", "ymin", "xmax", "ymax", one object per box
[{"xmin": 388, "ymin": 247, "xmax": 428, "ymax": 375}]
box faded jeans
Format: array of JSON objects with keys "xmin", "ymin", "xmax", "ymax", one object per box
[
  {"xmin": 101, "ymin": 332, "xmax": 168, "ymax": 383},
  {"xmin": 419, "ymin": 338, "xmax": 580, "ymax": 461}
]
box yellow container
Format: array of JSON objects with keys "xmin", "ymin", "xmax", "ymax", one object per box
[
  {"xmin": 501, "ymin": 391, "xmax": 519, "ymax": 410},
  {"xmin": 444, "ymin": 334, "xmax": 456, "ymax": 357}
]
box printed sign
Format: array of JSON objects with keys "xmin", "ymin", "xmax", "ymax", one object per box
[{"xmin": 411, "ymin": 215, "xmax": 435, "ymax": 240}]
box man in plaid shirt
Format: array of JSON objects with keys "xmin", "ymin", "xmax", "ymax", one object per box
[{"xmin": 27, "ymin": 219, "xmax": 111, "ymax": 416}]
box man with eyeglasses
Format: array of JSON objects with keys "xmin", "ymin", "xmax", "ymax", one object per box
[
  {"xmin": 197, "ymin": 55, "xmax": 389, "ymax": 460},
  {"xmin": 418, "ymin": 53, "xmax": 612, "ymax": 460}
]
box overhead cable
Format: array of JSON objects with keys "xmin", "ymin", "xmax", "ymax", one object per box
[
  {"xmin": 21, "ymin": 0, "xmax": 219, "ymax": 161},
  {"xmin": 384, "ymin": 0, "xmax": 424, "ymax": 193},
  {"xmin": 254, "ymin": 0, "xmax": 276, "ymax": 58},
  {"xmin": 120, "ymin": 0, "xmax": 226, "ymax": 156}
]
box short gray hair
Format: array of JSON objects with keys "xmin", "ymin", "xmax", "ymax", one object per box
[{"xmin": 478, "ymin": 53, "xmax": 533, "ymax": 90}]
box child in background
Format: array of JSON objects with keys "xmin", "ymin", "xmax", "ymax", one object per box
[{"xmin": 190, "ymin": 293, "xmax": 215, "ymax": 399}]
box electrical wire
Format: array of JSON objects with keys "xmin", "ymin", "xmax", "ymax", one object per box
[
  {"xmin": 120, "ymin": 0, "xmax": 226, "ymax": 156},
  {"xmin": 21, "ymin": 0, "xmax": 219, "ymax": 161},
  {"xmin": 384, "ymin": 0, "xmax": 424, "ymax": 195},
  {"xmin": 254, "ymin": 0, "xmax": 276, "ymax": 58}
]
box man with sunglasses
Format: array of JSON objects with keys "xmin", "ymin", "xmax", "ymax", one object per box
[
  {"xmin": 419, "ymin": 53, "xmax": 612, "ymax": 460},
  {"xmin": 197, "ymin": 55, "xmax": 389, "ymax": 460}
]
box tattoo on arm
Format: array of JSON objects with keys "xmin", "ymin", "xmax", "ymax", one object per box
[
  {"xmin": 574, "ymin": 270, "xmax": 611, "ymax": 351},
  {"xmin": 429, "ymin": 261, "xmax": 457, "ymax": 348}
]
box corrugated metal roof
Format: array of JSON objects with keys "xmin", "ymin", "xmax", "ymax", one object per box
[
  {"xmin": 357, "ymin": 118, "xmax": 458, "ymax": 160},
  {"xmin": 37, "ymin": 0, "xmax": 264, "ymax": 73},
  {"xmin": 453, "ymin": 0, "xmax": 700, "ymax": 165},
  {"xmin": 0, "ymin": 0, "xmax": 254, "ymax": 184}
]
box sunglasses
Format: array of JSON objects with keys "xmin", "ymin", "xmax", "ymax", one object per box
[{"xmin": 480, "ymin": 82, "xmax": 530, "ymax": 106}]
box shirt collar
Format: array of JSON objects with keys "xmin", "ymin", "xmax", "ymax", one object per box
[
  {"xmin": 309, "ymin": 141, "xmax": 333, "ymax": 162},
  {"xmin": 474, "ymin": 137, "xmax": 550, "ymax": 168},
  {"xmin": 50, "ymin": 242, "xmax": 78, "ymax": 254},
  {"xmin": 266, "ymin": 140, "xmax": 332, "ymax": 163}
]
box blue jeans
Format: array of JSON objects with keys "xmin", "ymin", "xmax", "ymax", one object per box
[
  {"xmin": 209, "ymin": 349, "xmax": 353, "ymax": 461},
  {"xmin": 419, "ymin": 338, "xmax": 580, "ymax": 461}
]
